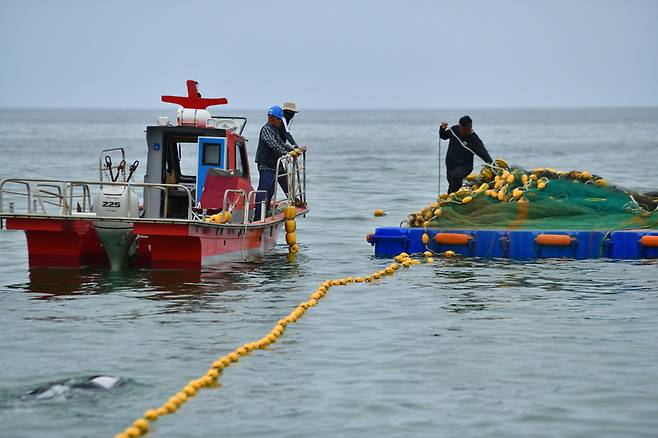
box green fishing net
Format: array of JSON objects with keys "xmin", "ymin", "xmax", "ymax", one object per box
[{"xmin": 407, "ymin": 161, "xmax": 658, "ymax": 231}]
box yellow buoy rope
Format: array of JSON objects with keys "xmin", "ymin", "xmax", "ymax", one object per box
[
  {"xmin": 114, "ymin": 250, "xmax": 440, "ymax": 438},
  {"xmin": 284, "ymin": 205, "xmax": 299, "ymax": 256}
]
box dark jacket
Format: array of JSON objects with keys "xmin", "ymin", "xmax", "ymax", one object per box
[
  {"xmin": 439, "ymin": 125, "xmax": 493, "ymax": 170},
  {"xmin": 277, "ymin": 122, "xmax": 298, "ymax": 147},
  {"xmin": 255, "ymin": 122, "xmax": 293, "ymax": 171}
]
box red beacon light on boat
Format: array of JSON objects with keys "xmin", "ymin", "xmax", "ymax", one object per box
[{"xmin": 161, "ymin": 80, "xmax": 229, "ymax": 128}]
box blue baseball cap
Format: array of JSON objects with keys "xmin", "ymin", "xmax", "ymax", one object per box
[{"xmin": 268, "ymin": 105, "xmax": 284, "ymax": 119}]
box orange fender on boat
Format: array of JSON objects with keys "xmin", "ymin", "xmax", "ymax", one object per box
[
  {"xmin": 639, "ymin": 235, "xmax": 658, "ymax": 247},
  {"xmin": 535, "ymin": 234, "xmax": 573, "ymax": 247},
  {"xmin": 434, "ymin": 233, "xmax": 471, "ymax": 245}
]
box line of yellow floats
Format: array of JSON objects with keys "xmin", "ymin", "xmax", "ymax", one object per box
[{"xmin": 114, "ymin": 250, "xmax": 451, "ymax": 438}]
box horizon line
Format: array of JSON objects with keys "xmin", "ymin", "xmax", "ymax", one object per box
[{"xmin": 1, "ymin": 104, "xmax": 657, "ymax": 112}]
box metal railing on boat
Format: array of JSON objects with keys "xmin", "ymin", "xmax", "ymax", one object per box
[
  {"xmin": 1, "ymin": 150, "xmax": 307, "ymax": 225},
  {"xmin": 274, "ymin": 151, "xmax": 307, "ymax": 208},
  {"xmin": 0, "ymin": 178, "xmax": 194, "ymax": 220}
]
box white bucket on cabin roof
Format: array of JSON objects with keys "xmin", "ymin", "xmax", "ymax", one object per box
[{"xmin": 177, "ymin": 108, "xmax": 211, "ymax": 128}]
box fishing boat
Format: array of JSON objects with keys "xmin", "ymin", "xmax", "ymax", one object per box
[{"xmin": 0, "ymin": 81, "xmax": 308, "ymax": 270}]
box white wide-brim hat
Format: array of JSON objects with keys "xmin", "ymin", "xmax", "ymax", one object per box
[{"xmin": 282, "ymin": 102, "xmax": 298, "ymax": 113}]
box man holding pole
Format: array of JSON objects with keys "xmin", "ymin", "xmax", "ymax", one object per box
[{"xmin": 439, "ymin": 115, "xmax": 493, "ymax": 194}]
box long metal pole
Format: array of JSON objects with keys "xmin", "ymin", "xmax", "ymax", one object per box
[{"xmin": 438, "ymin": 134, "xmax": 442, "ymax": 196}]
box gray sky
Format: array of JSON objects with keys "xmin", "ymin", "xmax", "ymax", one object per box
[{"xmin": 1, "ymin": 0, "xmax": 657, "ymax": 109}]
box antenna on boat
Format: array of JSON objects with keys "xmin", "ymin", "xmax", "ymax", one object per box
[
  {"xmin": 438, "ymin": 134, "xmax": 442, "ymax": 196},
  {"xmin": 161, "ymin": 80, "xmax": 229, "ymax": 128},
  {"xmin": 161, "ymin": 80, "xmax": 228, "ymax": 109}
]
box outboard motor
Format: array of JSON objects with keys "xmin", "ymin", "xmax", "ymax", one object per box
[
  {"xmin": 92, "ymin": 186, "xmax": 139, "ymax": 270},
  {"xmin": 92, "ymin": 152, "xmax": 140, "ymax": 270}
]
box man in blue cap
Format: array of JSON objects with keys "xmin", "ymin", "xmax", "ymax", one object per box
[{"xmin": 254, "ymin": 105, "xmax": 295, "ymax": 219}]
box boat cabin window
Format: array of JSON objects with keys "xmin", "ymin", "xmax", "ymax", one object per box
[
  {"xmin": 177, "ymin": 142, "xmax": 198, "ymax": 180},
  {"xmin": 203, "ymin": 143, "xmax": 222, "ymax": 166},
  {"xmin": 164, "ymin": 136, "xmax": 198, "ymax": 184},
  {"xmin": 163, "ymin": 135, "xmax": 198, "ymax": 218},
  {"xmin": 235, "ymin": 141, "xmax": 247, "ymax": 176}
]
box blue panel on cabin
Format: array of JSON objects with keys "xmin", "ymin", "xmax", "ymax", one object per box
[{"xmin": 196, "ymin": 137, "xmax": 226, "ymax": 198}]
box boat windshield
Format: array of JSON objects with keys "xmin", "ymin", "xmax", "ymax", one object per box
[
  {"xmin": 177, "ymin": 142, "xmax": 198, "ymax": 178},
  {"xmin": 210, "ymin": 117, "xmax": 247, "ymax": 135}
]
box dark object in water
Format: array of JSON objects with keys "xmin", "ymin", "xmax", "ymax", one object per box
[{"xmin": 25, "ymin": 375, "xmax": 122, "ymax": 400}]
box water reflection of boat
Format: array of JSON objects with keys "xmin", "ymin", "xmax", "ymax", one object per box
[
  {"xmin": 0, "ymin": 81, "xmax": 308, "ymax": 271},
  {"xmin": 20, "ymin": 267, "xmax": 233, "ymax": 300},
  {"xmin": 20, "ymin": 268, "xmax": 145, "ymax": 298}
]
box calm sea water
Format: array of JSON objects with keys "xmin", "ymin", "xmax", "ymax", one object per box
[{"xmin": 0, "ymin": 108, "xmax": 657, "ymax": 437}]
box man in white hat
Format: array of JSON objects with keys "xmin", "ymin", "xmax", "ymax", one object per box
[
  {"xmin": 275, "ymin": 102, "xmax": 302, "ymax": 197},
  {"xmin": 279, "ymin": 101, "xmax": 299, "ymax": 147}
]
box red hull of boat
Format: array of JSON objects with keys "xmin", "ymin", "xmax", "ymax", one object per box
[{"xmin": 4, "ymin": 212, "xmax": 289, "ymax": 270}]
